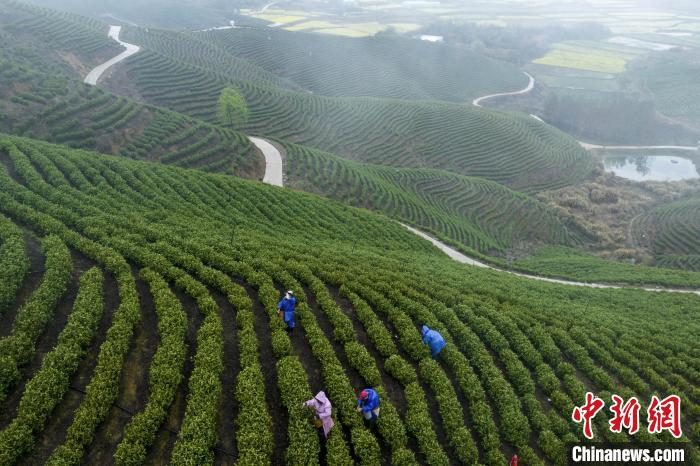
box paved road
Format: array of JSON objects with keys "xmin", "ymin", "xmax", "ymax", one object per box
[
  {"xmin": 401, "ymin": 224, "xmax": 700, "ymax": 296},
  {"xmin": 193, "ymin": 21, "xmax": 237, "ymax": 32},
  {"xmin": 473, "ymin": 75, "xmax": 698, "ymax": 152},
  {"xmin": 84, "ymin": 26, "xmax": 140, "ymax": 86},
  {"xmin": 85, "ymin": 30, "xmax": 285, "ymax": 188},
  {"xmin": 472, "ymin": 72, "xmax": 535, "ymax": 107},
  {"xmin": 579, "ymin": 142, "xmax": 698, "ymax": 151},
  {"xmin": 253, "ymin": 137, "xmax": 284, "ymax": 187}
]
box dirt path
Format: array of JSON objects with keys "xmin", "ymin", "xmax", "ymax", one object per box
[
  {"xmin": 84, "ymin": 26, "xmax": 140, "ymax": 86},
  {"xmin": 472, "ymin": 72, "xmax": 535, "ymax": 107}
]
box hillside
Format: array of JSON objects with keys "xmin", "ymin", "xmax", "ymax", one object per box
[
  {"xmin": 0, "ymin": 0, "xmax": 121, "ymax": 69},
  {"xmin": 196, "ymin": 27, "xmax": 527, "ymax": 102},
  {"xmin": 633, "ymin": 198, "xmax": 700, "ymax": 271},
  {"xmin": 113, "ymin": 43, "xmax": 592, "ymax": 192},
  {"xmin": 0, "ymin": 134, "xmax": 698, "ymax": 466},
  {"xmin": 627, "ymin": 49, "xmax": 700, "ymax": 130},
  {"xmin": 284, "ymin": 142, "xmax": 586, "ymax": 256},
  {"xmin": 0, "ymin": 2, "xmax": 594, "ymax": 193},
  {"xmin": 0, "ymin": 8, "xmax": 260, "ymax": 177},
  {"xmin": 19, "ymin": 0, "xmax": 245, "ymax": 29}
]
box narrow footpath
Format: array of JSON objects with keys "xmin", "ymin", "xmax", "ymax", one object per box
[
  {"xmin": 472, "ymin": 72, "xmax": 535, "ymax": 107},
  {"xmin": 84, "ymin": 26, "xmax": 140, "ymax": 86}
]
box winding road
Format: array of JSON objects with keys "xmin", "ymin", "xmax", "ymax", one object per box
[
  {"xmin": 400, "ymin": 224, "xmax": 699, "ymax": 296},
  {"xmin": 473, "ymin": 72, "xmax": 535, "ymax": 107},
  {"xmin": 473, "ymin": 72, "xmax": 698, "ymax": 153},
  {"xmin": 84, "ymin": 26, "xmax": 140, "ymax": 86},
  {"xmin": 84, "ymin": 29, "xmax": 699, "ymax": 297},
  {"xmin": 254, "ymin": 145, "xmax": 698, "ymax": 296}
]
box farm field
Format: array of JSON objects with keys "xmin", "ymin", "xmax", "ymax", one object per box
[
  {"xmin": 625, "ymin": 48, "xmax": 700, "ymax": 129},
  {"xmin": 532, "ymin": 41, "xmax": 645, "ymax": 74},
  {"xmin": 0, "ymin": 134, "xmax": 698, "ymax": 465},
  {"xmin": 632, "ymin": 198, "xmax": 700, "ymax": 272},
  {"xmin": 284, "ymin": 142, "xmax": 585, "ymax": 257},
  {"xmin": 0, "ymin": 3, "xmax": 261, "ymax": 177},
  {"xmin": 0, "ymin": 1, "xmax": 698, "ymax": 464},
  {"xmin": 111, "ymin": 30, "xmax": 592, "ymax": 192}
]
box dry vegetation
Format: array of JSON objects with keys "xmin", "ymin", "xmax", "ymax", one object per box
[{"xmin": 537, "ymin": 163, "xmax": 700, "ymax": 264}]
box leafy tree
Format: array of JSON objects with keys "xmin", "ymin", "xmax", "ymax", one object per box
[{"xmin": 217, "ymin": 86, "xmax": 249, "ymax": 130}]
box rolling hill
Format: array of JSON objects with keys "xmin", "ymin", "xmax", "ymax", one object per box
[
  {"xmin": 115, "ymin": 44, "xmax": 593, "ymax": 192},
  {"xmin": 0, "ymin": 134, "xmax": 698, "ymax": 465},
  {"xmin": 284, "ymin": 142, "xmax": 587, "ymax": 256},
  {"xmin": 196, "ymin": 27, "xmax": 528, "ymax": 102},
  {"xmin": 2, "ymin": 2, "xmax": 594, "ymax": 193},
  {"xmin": 0, "ymin": 7, "xmax": 260, "ymax": 177},
  {"xmin": 633, "ymin": 198, "xmax": 700, "ymax": 271},
  {"xmin": 626, "ymin": 48, "xmax": 700, "ymax": 130}
]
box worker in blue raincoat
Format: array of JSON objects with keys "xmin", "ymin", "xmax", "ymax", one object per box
[
  {"xmin": 422, "ymin": 325, "xmax": 446, "ymax": 358},
  {"xmin": 356, "ymin": 388, "xmax": 380, "ymax": 425},
  {"xmin": 278, "ymin": 290, "xmax": 297, "ymax": 332}
]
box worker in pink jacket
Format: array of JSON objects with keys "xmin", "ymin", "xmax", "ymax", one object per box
[{"xmin": 304, "ymin": 391, "xmax": 334, "ymax": 438}]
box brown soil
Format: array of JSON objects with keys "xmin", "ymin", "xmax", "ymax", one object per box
[
  {"xmin": 102, "ymin": 63, "xmax": 143, "ymax": 103},
  {"xmin": 329, "ymin": 287, "xmax": 431, "ymax": 463},
  {"xmin": 0, "ymin": 233, "xmax": 44, "ymax": 337},
  {"xmin": 331, "ymin": 286, "xmax": 452, "ymax": 464},
  {"xmin": 0, "ymin": 247, "xmax": 94, "ymax": 428},
  {"xmin": 145, "ymin": 285, "xmax": 201, "ymax": 465},
  {"xmin": 85, "ymin": 266, "xmax": 159, "ymax": 465},
  {"xmin": 16, "ymin": 266, "xmax": 120, "ymax": 465},
  {"xmin": 210, "ymin": 289, "xmax": 240, "ymax": 464},
  {"xmin": 329, "ymin": 286, "xmax": 407, "ymax": 413},
  {"xmin": 290, "ymin": 301, "xmax": 324, "ymax": 390},
  {"xmin": 57, "ymin": 51, "xmax": 91, "ymax": 78},
  {"xmin": 243, "ymin": 283, "xmax": 288, "ymax": 465},
  {"xmin": 297, "ymin": 285, "xmax": 367, "ymax": 464}
]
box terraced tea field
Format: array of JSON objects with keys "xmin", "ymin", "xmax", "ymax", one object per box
[
  {"xmin": 0, "ymin": 0, "xmax": 122, "ymax": 68},
  {"xmin": 626, "ymin": 49, "xmax": 700, "ymax": 129},
  {"xmin": 0, "ymin": 13, "xmax": 697, "ymax": 466},
  {"xmin": 0, "ymin": 134, "xmax": 698, "ymax": 466},
  {"xmin": 0, "ymin": 65, "xmax": 258, "ymax": 176},
  {"xmin": 632, "ymin": 198, "xmax": 700, "ymax": 272},
  {"xmin": 0, "ymin": 18, "xmax": 259, "ymax": 177},
  {"xmin": 285, "ymin": 143, "xmax": 585, "ymax": 256},
  {"xmin": 115, "ymin": 48, "xmax": 592, "ymax": 192}
]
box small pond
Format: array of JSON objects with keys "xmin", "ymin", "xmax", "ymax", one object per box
[{"xmin": 603, "ymin": 155, "xmax": 699, "ymax": 182}]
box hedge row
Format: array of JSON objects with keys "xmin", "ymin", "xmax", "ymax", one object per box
[
  {"xmin": 0, "ymin": 267, "xmax": 103, "ymax": 464},
  {"xmin": 114, "ymin": 269, "xmax": 187, "ymax": 465},
  {"xmin": 0, "ymin": 234, "xmax": 71, "ymax": 403}
]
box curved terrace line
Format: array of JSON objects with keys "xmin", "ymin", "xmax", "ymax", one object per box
[{"xmin": 86, "ymin": 31, "xmax": 699, "ymax": 296}]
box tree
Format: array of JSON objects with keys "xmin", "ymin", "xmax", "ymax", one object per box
[{"xmin": 217, "ymin": 87, "xmax": 249, "ymax": 130}]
